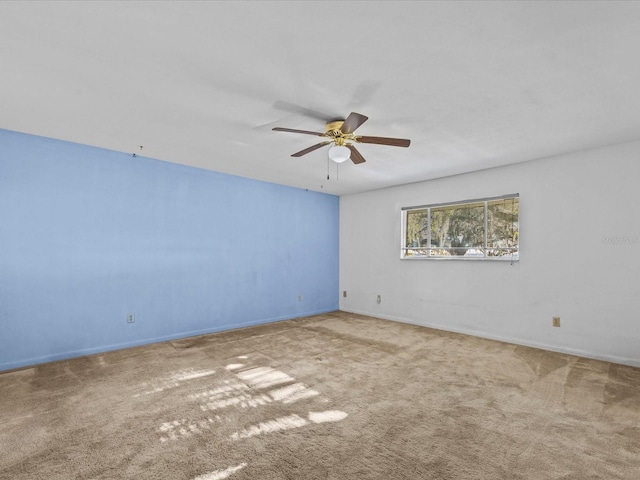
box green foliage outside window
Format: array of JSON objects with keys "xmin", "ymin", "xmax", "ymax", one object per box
[{"xmin": 403, "ymin": 196, "xmax": 519, "ymax": 259}]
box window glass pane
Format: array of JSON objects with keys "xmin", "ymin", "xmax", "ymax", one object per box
[
  {"xmin": 430, "ymin": 202, "xmax": 484, "ymax": 256},
  {"xmin": 405, "ymin": 209, "xmax": 429, "ymax": 256},
  {"xmin": 487, "ymin": 197, "xmax": 519, "ymax": 256},
  {"xmin": 401, "ymin": 194, "xmax": 519, "ymax": 260}
]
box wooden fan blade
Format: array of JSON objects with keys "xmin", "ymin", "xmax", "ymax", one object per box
[
  {"xmin": 341, "ymin": 112, "xmax": 369, "ymax": 134},
  {"xmin": 356, "ymin": 136, "xmax": 411, "ymax": 147},
  {"xmin": 347, "ymin": 145, "xmax": 366, "ymax": 164},
  {"xmin": 273, "ymin": 127, "xmax": 327, "ymax": 137},
  {"xmin": 291, "ymin": 141, "xmax": 332, "ymax": 157}
]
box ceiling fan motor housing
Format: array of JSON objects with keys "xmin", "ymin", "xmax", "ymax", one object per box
[
  {"xmin": 326, "ymin": 120, "xmax": 354, "ymax": 146},
  {"xmin": 325, "ymin": 120, "xmax": 344, "ymax": 133}
]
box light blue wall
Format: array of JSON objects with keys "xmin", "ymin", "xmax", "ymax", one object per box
[{"xmin": 0, "ymin": 129, "xmax": 339, "ymax": 371}]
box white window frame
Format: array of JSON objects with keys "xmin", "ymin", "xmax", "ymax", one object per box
[{"xmin": 401, "ymin": 194, "xmax": 519, "ymax": 261}]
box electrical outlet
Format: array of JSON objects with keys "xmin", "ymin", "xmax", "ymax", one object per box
[
  {"xmin": 376, "ymin": 294, "xmax": 381, "ymax": 304},
  {"xmin": 127, "ymin": 313, "xmax": 135, "ymax": 324},
  {"xmin": 298, "ymin": 295, "xmax": 303, "ymax": 302},
  {"xmin": 553, "ymin": 316, "xmax": 560, "ymax": 327},
  {"xmin": 343, "ymin": 291, "xmax": 347, "ymax": 298}
]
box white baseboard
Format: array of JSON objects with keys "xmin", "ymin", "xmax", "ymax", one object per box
[{"xmin": 340, "ymin": 308, "xmax": 640, "ymax": 368}]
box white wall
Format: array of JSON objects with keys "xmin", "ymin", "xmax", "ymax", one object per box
[{"xmin": 340, "ymin": 140, "xmax": 640, "ymax": 367}]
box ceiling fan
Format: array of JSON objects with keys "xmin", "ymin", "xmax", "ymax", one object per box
[{"xmin": 272, "ymin": 112, "xmax": 410, "ymax": 164}]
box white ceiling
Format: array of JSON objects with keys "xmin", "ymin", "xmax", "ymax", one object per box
[{"xmin": 2, "ymin": 1, "xmax": 640, "ymax": 195}]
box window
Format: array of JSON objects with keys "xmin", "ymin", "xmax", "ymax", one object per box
[{"xmin": 402, "ymin": 194, "xmax": 519, "ymax": 260}]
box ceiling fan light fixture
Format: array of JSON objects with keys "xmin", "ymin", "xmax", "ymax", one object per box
[{"xmin": 328, "ymin": 144, "xmax": 350, "ymax": 163}]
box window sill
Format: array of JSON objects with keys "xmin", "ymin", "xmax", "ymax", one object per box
[{"xmin": 401, "ymin": 255, "xmax": 519, "ymax": 262}]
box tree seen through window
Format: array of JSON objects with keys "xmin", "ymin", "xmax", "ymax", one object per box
[{"xmin": 403, "ymin": 195, "xmax": 518, "ymax": 259}]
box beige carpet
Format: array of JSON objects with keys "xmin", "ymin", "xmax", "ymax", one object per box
[{"xmin": 1, "ymin": 311, "xmax": 639, "ymax": 479}]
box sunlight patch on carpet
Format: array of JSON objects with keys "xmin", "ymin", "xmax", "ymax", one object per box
[
  {"xmin": 230, "ymin": 410, "xmax": 348, "ymax": 441},
  {"xmin": 193, "ymin": 463, "xmax": 247, "ymax": 480},
  {"xmin": 157, "ymin": 360, "xmax": 348, "ymax": 445},
  {"xmin": 159, "ymin": 417, "xmax": 216, "ymax": 442},
  {"xmin": 235, "ymin": 366, "xmax": 294, "ymax": 389},
  {"xmin": 200, "ymin": 392, "xmax": 273, "ymax": 411},
  {"xmin": 133, "ymin": 368, "xmax": 216, "ymax": 397},
  {"xmin": 173, "ymin": 370, "xmax": 217, "ymax": 381},
  {"xmin": 189, "ymin": 379, "xmax": 249, "ymax": 400},
  {"xmin": 230, "ymin": 414, "xmax": 309, "ymax": 440},
  {"xmin": 269, "ymin": 382, "xmax": 319, "ymax": 404},
  {"xmin": 309, "ymin": 410, "xmax": 349, "ymax": 423},
  {"xmin": 225, "ymin": 364, "xmax": 244, "ymax": 370}
]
